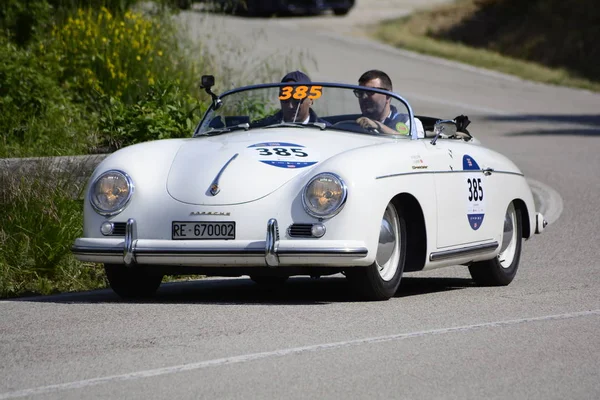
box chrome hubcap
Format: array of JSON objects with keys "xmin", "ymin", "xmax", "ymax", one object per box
[
  {"xmin": 375, "ymin": 204, "xmax": 400, "ymax": 281},
  {"xmin": 498, "ymin": 203, "xmax": 517, "ymax": 268}
]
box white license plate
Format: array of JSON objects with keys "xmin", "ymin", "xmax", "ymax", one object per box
[{"xmin": 172, "ymin": 221, "xmax": 235, "ymax": 240}]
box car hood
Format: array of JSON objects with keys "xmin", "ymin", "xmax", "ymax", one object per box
[{"xmin": 166, "ymin": 129, "xmax": 383, "ymax": 205}]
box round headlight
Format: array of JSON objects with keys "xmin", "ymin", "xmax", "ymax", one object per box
[
  {"xmin": 90, "ymin": 170, "xmax": 134, "ymax": 216},
  {"xmin": 302, "ymin": 173, "xmax": 347, "ymax": 219}
]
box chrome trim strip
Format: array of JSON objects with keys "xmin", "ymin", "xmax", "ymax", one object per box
[
  {"xmin": 377, "ymin": 170, "xmax": 524, "ymax": 180},
  {"xmin": 278, "ymin": 248, "xmax": 367, "ymax": 257},
  {"xmin": 123, "ymin": 218, "xmax": 136, "ymax": 265},
  {"xmin": 265, "ymin": 218, "xmax": 280, "ymax": 267},
  {"xmin": 429, "ymin": 241, "xmax": 498, "ymax": 261},
  {"xmin": 209, "ymin": 153, "xmax": 239, "ymax": 196},
  {"xmin": 72, "ymin": 246, "xmax": 368, "ymax": 258}
]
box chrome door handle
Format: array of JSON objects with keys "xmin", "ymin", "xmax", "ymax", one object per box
[{"xmin": 482, "ymin": 167, "xmax": 494, "ymax": 176}]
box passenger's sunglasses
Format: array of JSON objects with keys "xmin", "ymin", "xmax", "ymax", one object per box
[{"xmin": 353, "ymin": 87, "xmax": 389, "ymax": 99}]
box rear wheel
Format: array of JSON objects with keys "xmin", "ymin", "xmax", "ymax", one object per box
[
  {"xmin": 346, "ymin": 202, "xmax": 406, "ymax": 300},
  {"xmin": 469, "ymin": 203, "xmax": 522, "ymax": 285},
  {"xmin": 104, "ymin": 264, "xmax": 163, "ymax": 299}
]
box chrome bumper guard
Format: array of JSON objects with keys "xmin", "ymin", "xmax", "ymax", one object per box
[{"xmin": 72, "ymin": 218, "xmax": 368, "ymax": 266}]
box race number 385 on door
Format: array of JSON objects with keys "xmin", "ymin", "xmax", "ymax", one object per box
[{"xmin": 467, "ymin": 177, "xmax": 484, "ymax": 201}]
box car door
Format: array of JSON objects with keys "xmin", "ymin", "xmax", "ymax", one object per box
[{"xmin": 423, "ymin": 140, "xmax": 497, "ymax": 249}]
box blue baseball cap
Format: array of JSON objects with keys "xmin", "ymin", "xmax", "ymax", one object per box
[{"xmin": 281, "ymin": 71, "xmax": 311, "ymax": 83}]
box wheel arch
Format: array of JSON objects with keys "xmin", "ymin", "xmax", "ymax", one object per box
[
  {"xmin": 391, "ymin": 193, "xmax": 426, "ymax": 272},
  {"xmin": 513, "ymin": 198, "xmax": 530, "ymax": 238}
]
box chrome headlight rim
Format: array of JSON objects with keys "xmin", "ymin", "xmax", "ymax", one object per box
[
  {"xmin": 302, "ymin": 172, "xmax": 348, "ymax": 219},
  {"xmin": 89, "ymin": 169, "xmax": 134, "ymax": 216}
]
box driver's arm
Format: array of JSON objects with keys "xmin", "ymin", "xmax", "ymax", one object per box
[{"xmin": 356, "ymin": 117, "xmax": 404, "ymax": 135}]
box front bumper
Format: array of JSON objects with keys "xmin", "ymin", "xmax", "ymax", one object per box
[{"xmin": 72, "ymin": 218, "xmax": 369, "ymax": 267}]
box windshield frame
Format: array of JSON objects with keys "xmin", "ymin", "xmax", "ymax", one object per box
[{"xmin": 193, "ymin": 82, "xmax": 418, "ymax": 139}]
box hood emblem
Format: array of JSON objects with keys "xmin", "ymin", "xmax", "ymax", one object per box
[
  {"xmin": 190, "ymin": 211, "xmax": 231, "ymax": 216},
  {"xmin": 208, "ymin": 153, "xmax": 239, "ymax": 196}
]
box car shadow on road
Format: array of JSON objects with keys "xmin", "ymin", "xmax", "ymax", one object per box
[
  {"xmin": 10, "ymin": 276, "xmax": 474, "ymax": 305},
  {"xmin": 485, "ymin": 114, "xmax": 600, "ymax": 136}
]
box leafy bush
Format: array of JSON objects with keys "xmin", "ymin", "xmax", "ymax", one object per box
[
  {"xmin": 0, "ymin": 0, "xmax": 53, "ymax": 46},
  {"xmin": 1, "ymin": 1, "xmax": 140, "ymax": 47},
  {"xmin": 49, "ymin": 7, "xmax": 206, "ymax": 104},
  {"xmin": 98, "ymin": 81, "xmax": 207, "ymax": 150},
  {"xmin": 0, "ymin": 37, "xmax": 98, "ymax": 157}
]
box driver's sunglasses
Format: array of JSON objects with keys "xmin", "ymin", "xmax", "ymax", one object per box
[{"xmin": 353, "ymin": 87, "xmax": 389, "ymax": 99}]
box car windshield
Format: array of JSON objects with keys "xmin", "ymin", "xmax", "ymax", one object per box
[{"xmin": 194, "ymin": 83, "xmax": 413, "ymax": 137}]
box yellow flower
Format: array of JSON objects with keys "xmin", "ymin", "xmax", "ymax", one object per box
[
  {"xmin": 157, "ymin": 50, "xmax": 163, "ymax": 57},
  {"xmin": 136, "ymin": 56, "xmax": 141, "ymax": 61}
]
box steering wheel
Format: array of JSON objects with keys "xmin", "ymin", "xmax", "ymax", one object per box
[{"xmin": 332, "ymin": 120, "xmax": 380, "ymax": 134}]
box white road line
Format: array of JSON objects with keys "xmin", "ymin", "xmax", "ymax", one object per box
[{"xmin": 2, "ymin": 309, "xmax": 599, "ymax": 399}]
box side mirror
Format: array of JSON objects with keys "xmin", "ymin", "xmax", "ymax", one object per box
[
  {"xmin": 431, "ymin": 120, "xmax": 457, "ymax": 145},
  {"xmin": 201, "ymin": 75, "xmax": 215, "ymax": 90}
]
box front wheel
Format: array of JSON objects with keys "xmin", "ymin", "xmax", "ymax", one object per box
[
  {"xmin": 346, "ymin": 202, "xmax": 406, "ymax": 300},
  {"xmin": 469, "ymin": 203, "xmax": 522, "ymax": 286},
  {"xmin": 104, "ymin": 264, "xmax": 163, "ymax": 299}
]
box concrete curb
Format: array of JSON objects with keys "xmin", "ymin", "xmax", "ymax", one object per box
[
  {"xmin": 0, "ymin": 154, "xmax": 108, "ymax": 188},
  {"xmin": 1, "ymin": 154, "xmax": 107, "ymax": 173}
]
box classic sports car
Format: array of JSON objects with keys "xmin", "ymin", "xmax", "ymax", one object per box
[
  {"xmin": 178, "ymin": 0, "xmax": 355, "ymax": 16},
  {"xmin": 72, "ymin": 77, "xmax": 546, "ymax": 301}
]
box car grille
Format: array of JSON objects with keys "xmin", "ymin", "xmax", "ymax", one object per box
[{"xmin": 287, "ymin": 224, "xmax": 314, "ymax": 238}]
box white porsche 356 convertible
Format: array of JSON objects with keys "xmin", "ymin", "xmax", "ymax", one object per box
[{"xmin": 72, "ymin": 77, "xmax": 546, "ymax": 300}]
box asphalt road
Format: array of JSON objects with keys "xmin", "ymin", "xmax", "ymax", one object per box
[{"xmin": 2, "ymin": 2, "xmax": 600, "ymax": 399}]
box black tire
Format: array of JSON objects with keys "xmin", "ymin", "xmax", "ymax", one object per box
[
  {"xmin": 250, "ymin": 275, "xmax": 289, "ymax": 286},
  {"xmin": 469, "ymin": 203, "xmax": 522, "ymax": 286},
  {"xmin": 104, "ymin": 264, "xmax": 163, "ymax": 299},
  {"xmin": 346, "ymin": 202, "xmax": 406, "ymax": 300},
  {"xmin": 333, "ymin": 8, "xmax": 350, "ymax": 16}
]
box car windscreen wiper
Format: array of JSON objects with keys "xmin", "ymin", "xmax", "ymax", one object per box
[
  {"xmin": 264, "ymin": 122, "xmax": 327, "ymax": 130},
  {"xmin": 202, "ymin": 123, "xmax": 250, "ymax": 136}
]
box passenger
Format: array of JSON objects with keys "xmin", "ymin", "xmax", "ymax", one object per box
[{"xmin": 354, "ymin": 69, "xmax": 424, "ymax": 137}]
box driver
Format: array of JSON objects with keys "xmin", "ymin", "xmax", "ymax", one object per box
[
  {"xmin": 354, "ymin": 70, "xmax": 423, "ymax": 137},
  {"xmin": 253, "ymin": 71, "xmax": 329, "ymax": 126},
  {"xmin": 280, "ymin": 71, "xmax": 320, "ymax": 124}
]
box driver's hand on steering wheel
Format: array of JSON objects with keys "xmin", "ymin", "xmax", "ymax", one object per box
[{"xmin": 356, "ymin": 117, "xmax": 381, "ymax": 132}]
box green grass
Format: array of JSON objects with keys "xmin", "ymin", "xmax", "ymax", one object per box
[
  {"xmin": 369, "ymin": 1, "xmax": 600, "ymax": 92},
  {"xmin": 0, "ymin": 165, "xmax": 107, "ymax": 298}
]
